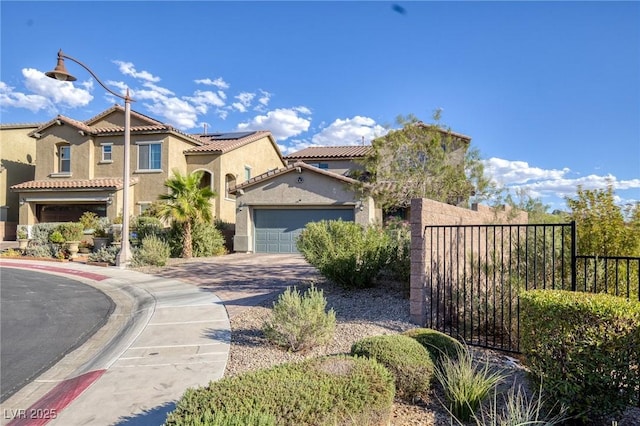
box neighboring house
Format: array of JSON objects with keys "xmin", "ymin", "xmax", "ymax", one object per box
[
  {"xmin": 0, "ymin": 123, "xmax": 39, "ymax": 239},
  {"xmin": 9, "ymin": 105, "xmax": 284, "ymax": 228},
  {"xmin": 231, "ymin": 161, "xmax": 380, "ymax": 253},
  {"xmin": 283, "ymin": 145, "xmax": 371, "ymax": 176}
]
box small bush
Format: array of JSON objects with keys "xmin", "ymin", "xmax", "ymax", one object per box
[
  {"xmin": 475, "ymin": 382, "xmax": 568, "ymax": 426},
  {"xmin": 402, "ymin": 328, "xmax": 463, "ymax": 366},
  {"xmin": 434, "ymin": 344, "xmax": 505, "ymax": 422},
  {"xmin": 31, "ymin": 223, "xmax": 59, "ymax": 244},
  {"xmin": 25, "ymin": 243, "xmax": 59, "ymax": 258},
  {"xmin": 350, "ymin": 334, "xmax": 435, "ymax": 401},
  {"xmin": 296, "ymin": 220, "xmax": 393, "ymax": 288},
  {"xmin": 384, "ymin": 218, "xmax": 411, "ymax": 285},
  {"xmin": 164, "ymin": 355, "xmax": 395, "ymax": 426},
  {"xmin": 132, "ymin": 235, "xmax": 170, "ymax": 267},
  {"xmin": 57, "ymin": 222, "xmax": 84, "ymax": 241},
  {"xmin": 168, "ymin": 221, "xmax": 226, "ymax": 258},
  {"xmin": 520, "ymin": 289, "xmax": 640, "ymax": 422},
  {"xmin": 88, "ymin": 245, "xmax": 119, "ymax": 265},
  {"xmin": 171, "ymin": 411, "xmax": 277, "ymax": 426},
  {"xmin": 49, "ymin": 230, "xmax": 65, "ymax": 244},
  {"xmin": 263, "ymin": 285, "xmax": 336, "ymax": 352},
  {"xmin": 17, "ymin": 225, "xmax": 28, "ymax": 239},
  {"xmin": 79, "ymin": 212, "xmax": 100, "ymax": 231}
]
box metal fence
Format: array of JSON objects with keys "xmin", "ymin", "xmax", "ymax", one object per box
[{"xmin": 422, "ymin": 221, "xmax": 640, "ymax": 353}]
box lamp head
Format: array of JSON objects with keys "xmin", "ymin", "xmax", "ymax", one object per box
[{"xmin": 45, "ymin": 50, "xmax": 77, "ymax": 82}]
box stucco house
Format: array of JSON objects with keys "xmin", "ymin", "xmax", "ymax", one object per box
[
  {"xmin": 0, "ymin": 123, "xmax": 38, "ymax": 239},
  {"xmin": 9, "ymin": 105, "xmax": 285, "ymax": 228}
]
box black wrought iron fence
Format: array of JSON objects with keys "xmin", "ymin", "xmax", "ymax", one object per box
[{"xmin": 422, "ymin": 221, "xmax": 640, "ymax": 353}]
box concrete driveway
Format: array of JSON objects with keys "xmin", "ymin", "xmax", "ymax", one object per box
[{"xmin": 149, "ymin": 253, "xmax": 322, "ymax": 320}]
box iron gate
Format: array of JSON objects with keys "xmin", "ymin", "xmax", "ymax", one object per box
[{"xmin": 422, "ymin": 221, "xmax": 640, "ymax": 353}]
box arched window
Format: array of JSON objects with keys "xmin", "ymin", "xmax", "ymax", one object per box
[{"xmin": 225, "ymin": 174, "xmax": 236, "ymax": 200}]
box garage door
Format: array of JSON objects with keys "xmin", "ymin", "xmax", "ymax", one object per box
[{"xmin": 254, "ymin": 208, "xmax": 355, "ymax": 253}]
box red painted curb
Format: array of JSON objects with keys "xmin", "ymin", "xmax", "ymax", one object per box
[
  {"xmin": 0, "ymin": 262, "xmax": 108, "ymax": 281},
  {"xmin": 5, "ymin": 370, "xmax": 106, "ymax": 426}
]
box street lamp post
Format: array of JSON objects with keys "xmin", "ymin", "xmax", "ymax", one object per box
[{"xmin": 46, "ymin": 49, "xmax": 132, "ymax": 267}]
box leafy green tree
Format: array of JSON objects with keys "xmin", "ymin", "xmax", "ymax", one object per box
[
  {"xmin": 352, "ymin": 112, "xmax": 494, "ymax": 211},
  {"xmin": 158, "ymin": 169, "xmax": 216, "ymax": 258},
  {"xmin": 565, "ymin": 184, "xmax": 640, "ymax": 256}
]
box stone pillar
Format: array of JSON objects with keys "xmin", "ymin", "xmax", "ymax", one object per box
[{"xmin": 410, "ymin": 198, "xmax": 427, "ymax": 325}]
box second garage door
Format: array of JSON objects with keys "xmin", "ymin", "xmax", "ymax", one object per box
[{"xmin": 254, "ymin": 208, "xmax": 355, "ymax": 253}]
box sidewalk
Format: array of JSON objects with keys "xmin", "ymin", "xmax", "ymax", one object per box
[
  {"xmin": 0, "ymin": 253, "xmax": 315, "ymax": 426},
  {"xmin": 0, "ymin": 259, "xmax": 230, "ymax": 426}
]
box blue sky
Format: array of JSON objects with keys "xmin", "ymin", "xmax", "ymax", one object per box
[{"xmin": 1, "ymin": 1, "xmax": 639, "ymax": 211}]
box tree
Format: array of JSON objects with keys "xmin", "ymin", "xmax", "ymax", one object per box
[
  {"xmin": 352, "ymin": 112, "xmax": 494, "ymax": 212},
  {"xmin": 565, "ymin": 184, "xmax": 640, "ymax": 256},
  {"xmin": 158, "ymin": 170, "xmax": 216, "ymax": 258}
]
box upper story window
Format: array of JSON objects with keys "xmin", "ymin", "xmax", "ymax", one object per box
[
  {"xmin": 58, "ymin": 144, "xmax": 71, "ymax": 173},
  {"xmin": 225, "ymin": 174, "xmax": 236, "ymax": 200},
  {"xmin": 137, "ymin": 141, "xmax": 162, "ymax": 171},
  {"xmin": 244, "ymin": 166, "xmax": 252, "ymax": 181},
  {"xmin": 101, "ymin": 143, "xmax": 113, "ymax": 162}
]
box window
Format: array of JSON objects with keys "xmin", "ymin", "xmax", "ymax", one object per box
[
  {"xmin": 137, "ymin": 142, "xmax": 162, "ymax": 170},
  {"xmin": 225, "ymin": 174, "xmax": 236, "ymax": 200},
  {"xmin": 310, "ymin": 163, "xmax": 329, "ymax": 170},
  {"xmin": 244, "ymin": 166, "xmax": 252, "ymax": 181},
  {"xmin": 59, "ymin": 145, "xmax": 71, "ymax": 173},
  {"xmin": 101, "ymin": 143, "xmax": 112, "ymax": 162}
]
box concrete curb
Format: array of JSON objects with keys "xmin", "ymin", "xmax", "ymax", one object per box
[{"xmin": 0, "ymin": 260, "xmax": 230, "ymax": 426}]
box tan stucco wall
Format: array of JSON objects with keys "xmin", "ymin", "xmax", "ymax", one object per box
[
  {"xmin": 217, "ymin": 137, "xmax": 285, "ymax": 222},
  {"xmin": 185, "ymin": 154, "xmax": 221, "ymax": 220},
  {"xmin": 0, "ymin": 125, "xmax": 37, "ymax": 225},
  {"xmin": 233, "ymin": 168, "xmax": 378, "ymax": 252}
]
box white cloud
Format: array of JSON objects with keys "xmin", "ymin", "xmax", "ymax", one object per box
[
  {"xmin": 484, "ymin": 157, "xmax": 570, "ymax": 185},
  {"xmin": 255, "ymin": 90, "xmax": 272, "ymax": 112},
  {"xmin": 22, "ymin": 67, "xmax": 93, "ymax": 109},
  {"xmin": 311, "ymin": 116, "xmax": 387, "ymax": 146},
  {"xmin": 194, "ymin": 77, "xmax": 229, "ymax": 90},
  {"xmin": 485, "ymin": 157, "xmax": 640, "ymax": 207},
  {"xmin": 184, "ymin": 90, "xmax": 226, "ymax": 112},
  {"xmin": 146, "ymin": 96, "xmax": 199, "ymax": 129},
  {"xmin": 113, "ymin": 60, "xmax": 160, "ymax": 83},
  {"xmin": 237, "ymin": 107, "xmax": 312, "ymax": 141},
  {"xmin": 232, "ymin": 92, "xmax": 256, "ymax": 112},
  {"xmin": 0, "ymin": 81, "xmax": 53, "ymax": 113}
]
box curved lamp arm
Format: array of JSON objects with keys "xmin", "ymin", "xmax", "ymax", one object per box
[{"xmin": 46, "ymin": 49, "xmax": 134, "ymax": 102}]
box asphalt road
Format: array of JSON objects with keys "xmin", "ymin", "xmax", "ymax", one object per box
[{"xmin": 0, "ymin": 267, "xmax": 115, "ymax": 403}]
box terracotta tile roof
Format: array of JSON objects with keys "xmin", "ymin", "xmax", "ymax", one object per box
[
  {"xmin": 284, "ymin": 145, "xmax": 372, "ymax": 160},
  {"xmin": 28, "ymin": 105, "xmax": 203, "ymax": 145},
  {"xmin": 231, "ymin": 161, "xmax": 361, "ymax": 193},
  {"xmin": 10, "ymin": 177, "xmax": 139, "ymax": 191},
  {"xmin": 184, "ymin": 130, "xmax": 278, "ymax": 154}
]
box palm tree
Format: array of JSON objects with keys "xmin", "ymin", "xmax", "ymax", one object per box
[{"xmin": 158, "ymin": 169, "xmax": 216, "ymax": 258}]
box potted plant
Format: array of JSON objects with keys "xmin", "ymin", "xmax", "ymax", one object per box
[
  {"xmin": 16, "ymin": 226, "xmax": 29, "ymax": 250},
  {"xmin": 58, "ymin": 222, "xmax": 84, "ymax": 259},
  {"xmin": 92, "ymin": 218, "xmax": 112, "ymax": 251}
]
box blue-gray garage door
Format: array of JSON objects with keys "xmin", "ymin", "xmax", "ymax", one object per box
[{"xmin": 254, "ymin": 208, "xmax": 355, "ymax": 253}]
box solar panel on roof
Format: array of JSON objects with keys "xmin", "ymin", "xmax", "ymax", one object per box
[{"xmin": 209, "ymin": 131, "xmax": 255, "ymax": 140}]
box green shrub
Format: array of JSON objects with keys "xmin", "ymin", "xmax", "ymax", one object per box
[
  {"xmin": 384, "ymin": 218, "xmax": 411, "ymax": 285},
  {"xmin": 31, "ymin": 223, "xmax": 59, "ymax": 244},
  {"xmin": 296, "ymin": 220, "xmax": 393, "ymax": 288},
  {"xmin": 132, "ymin": 216, "xmax": 165, "ymax": 243},
  {"xmin": 57, "ymin": 222, "xmax": 84, "ymax": 241},
  {"xmin": 164, "ymin": 355, "xmax": 395, "ymax": 426},
  {"xmin": 79, "ymin": 212, "xmax": 100, "ymax": 231},
  {"xmin": 88, "ymin": 245, "xmax": 119, "ymax": 265},
  {"xmin": 132, "ymin": 235, "xmax": 170, "ymax": 267},
  {"xmin": 168, "ymin": 221, "xmax": 226, "ymax": 258},
  {"xmin": 17, "ymin": 225, "xmax": 28, "ymax": 239},
  {"xmin": 263, "ymin": 285, "xmax": 336, "ymax": 352},
  {"xmin": 169, "ymin": 411, "xmax": 277, "ymax": 426},
  {"xmin": 350, "ymin": 334, "xmax": 435, "ymax": 401},
  {"xmin": 434, "ymin": 344, "xmax": 505, "ymax": 422},
  {"xmin": 49, "ymin": 230, "xmax": 65, "ymax": 244},
  {"xmin": 25, "ymin": 243, "xmax": 59, "ymax": 258},
  {"xmin": 402, "ymin": 328, "xmax": 463, "ymax": 366},
  {"xmin": 519, "ymin": 289, "xmax": 640, "ymax": 422}
]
